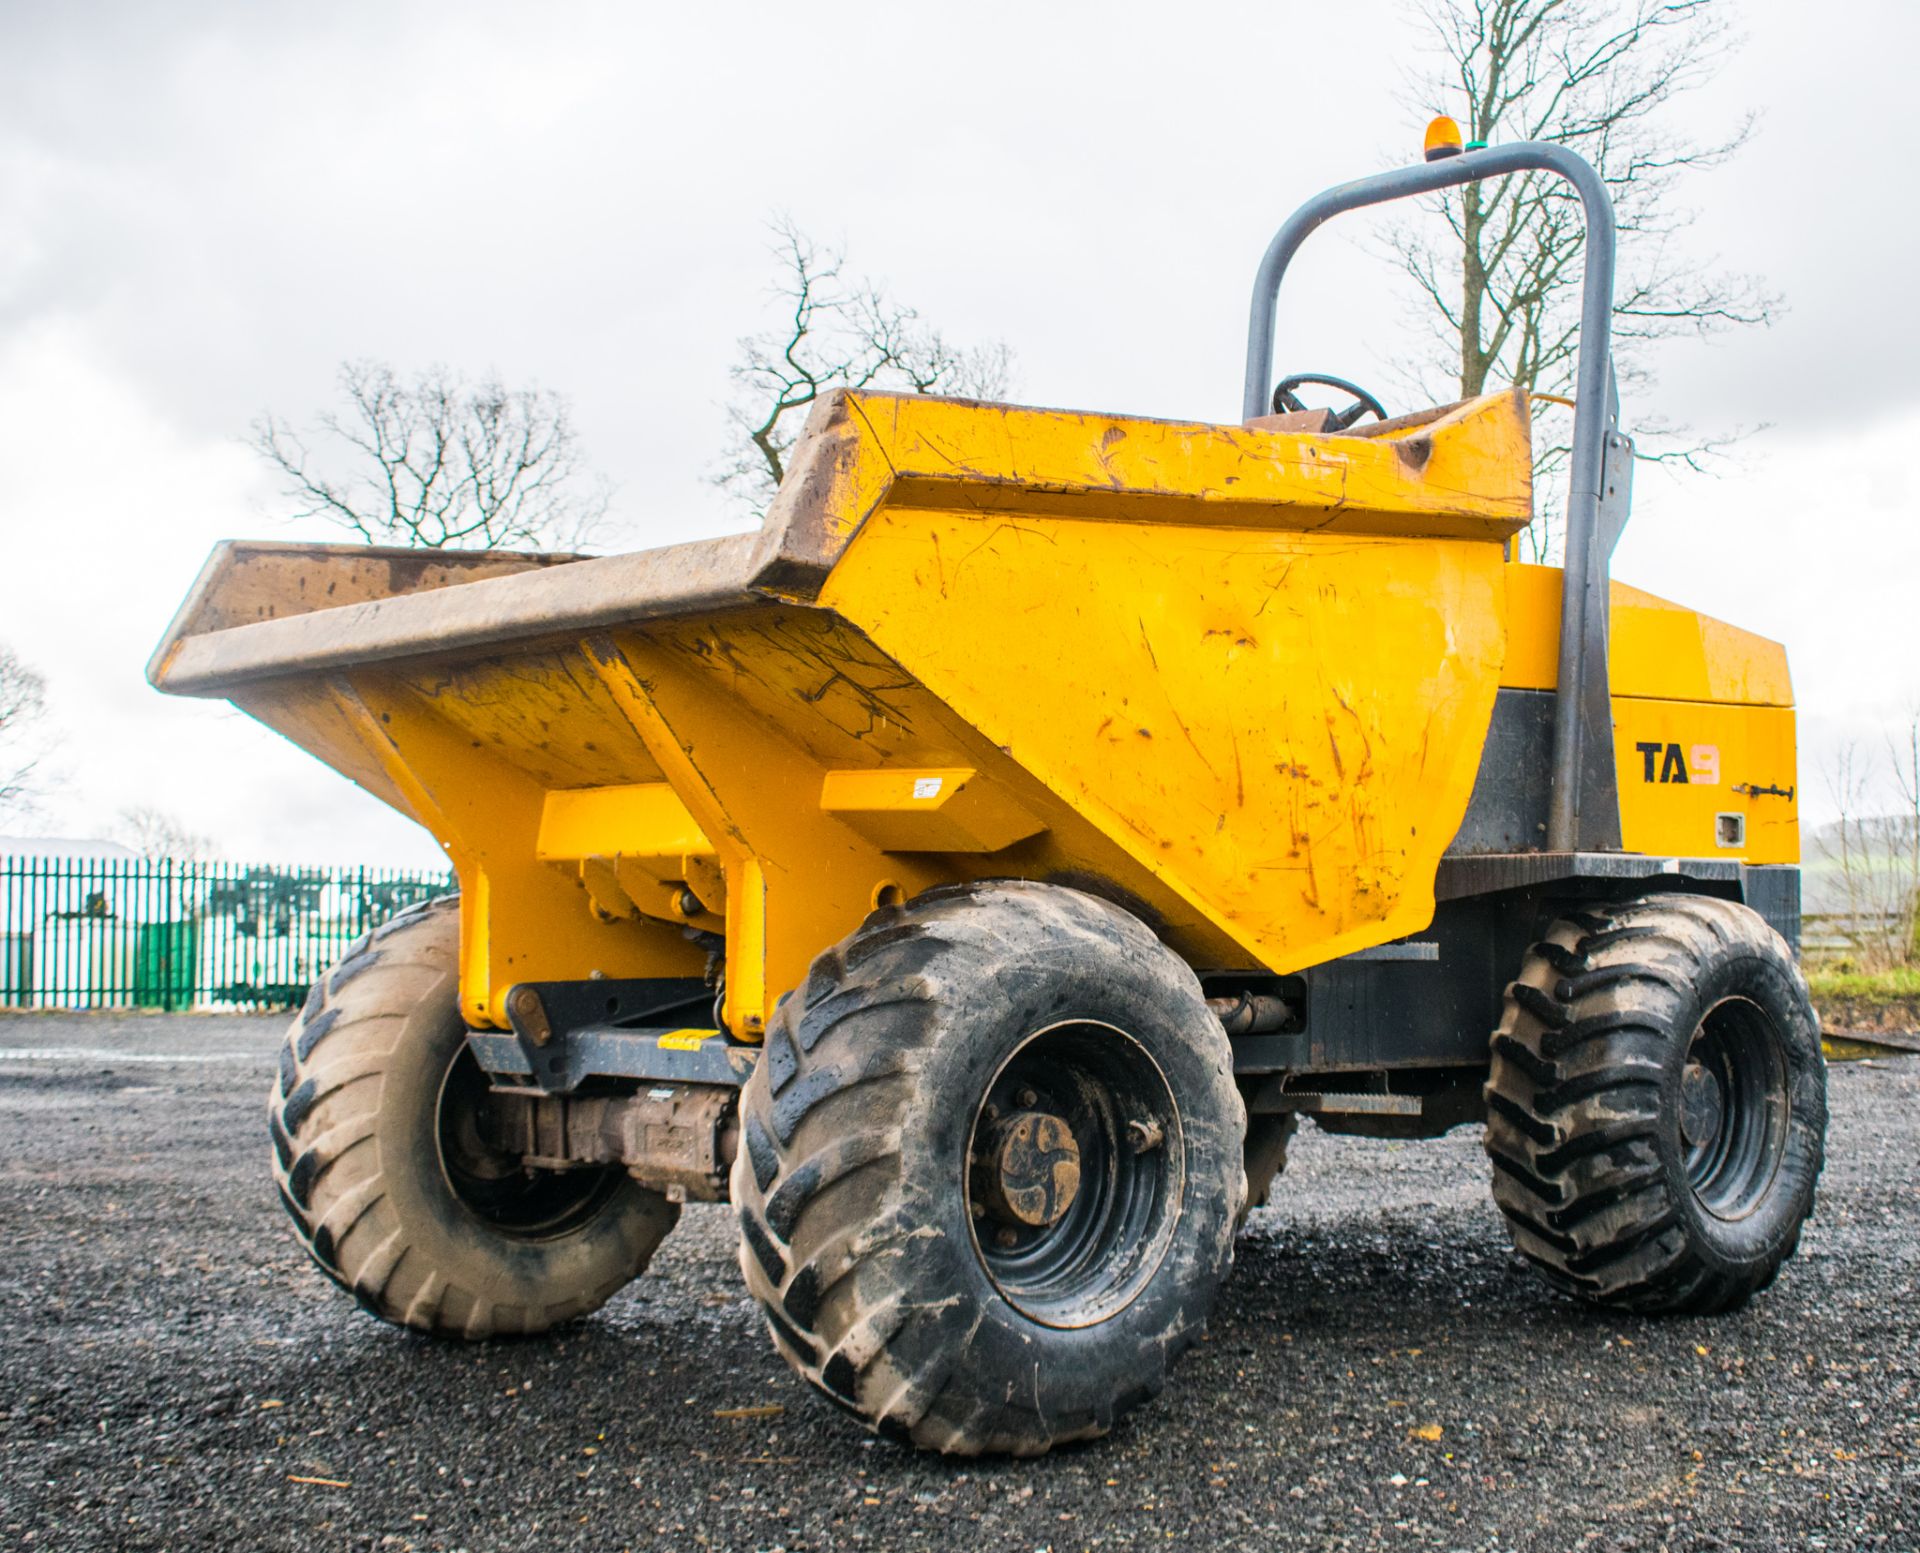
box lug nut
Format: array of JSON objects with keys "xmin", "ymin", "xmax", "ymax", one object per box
[
  {"xmin": 1016, "ymin": 1087, "xmax": 1038, "ymax": 1108},
  {"xmin": 995, "ymin": 1227, "xmax": 1020, "ymax": 1249},
  {"xmin": 1127, "ymin": 1118, "xmax": 1165, "ymax": 1154}
]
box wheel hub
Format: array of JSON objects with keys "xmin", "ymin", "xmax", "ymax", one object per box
[
  {"xmin": 1679, "ymin": 1060, "xmax": 1725, "ymax": 1148},
  {"xmin": 979, "ymin": 1111, "xmax": 1082, "ymax": 1228},
  {"xmin": 963, "ymin": 1021, "xmax": 1183, "ymax": 1328}
]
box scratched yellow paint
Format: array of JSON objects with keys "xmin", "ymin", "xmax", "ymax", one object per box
[
  {"xmin": 760, "ymin": 388, "xmax": 1534, "ymax": 577},
  {"xmin": 819, "ymin": 508, "xmax": 1510, "ymax": 971},
  {"xmin": 315, "ymin": 674, "xmax": 705, "ymax": 1026}
]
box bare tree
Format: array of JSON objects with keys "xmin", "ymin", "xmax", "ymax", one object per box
[
  {"xmin": 114, "ymin": 806, "xmax": 216, "ymax": 862},
  {"xmin": 716, "ymin": 218, "xmax": 1014, "ymax": 515},
  {"xmin": 1392, "ymin": 0, "xmax": 1776, "ymax": 559},
  {"xmin": 0, "ymin": 644, "xmax": 48, "ymax": 816},
  {"xmin": 251, "ymin": 361, "xmax": 611, "ymax": 550}
]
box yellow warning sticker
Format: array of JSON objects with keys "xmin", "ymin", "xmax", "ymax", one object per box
[{"xmin": 656, "ymin": 1028, "xmax": 713, "ymax": 1052}]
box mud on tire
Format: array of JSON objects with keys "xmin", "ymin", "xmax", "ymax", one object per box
[
  {"xmin": 731, "ymin": 880, "xmax": 1246, "ymax": 1456},
  {"xmin": 1485, "ymin": 892, "xmax": 1826, "ymax": 1314},
  {"xmin": 270, "ymin": 896, "xmax": 678, "ymax": 1338}
]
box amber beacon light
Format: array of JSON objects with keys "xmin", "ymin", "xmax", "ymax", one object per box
[{"xmin": 1423, "ymin": 115, "xmax": 1465, "ymax": 160}]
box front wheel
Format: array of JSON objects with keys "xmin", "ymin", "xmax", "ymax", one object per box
[
  {"xmin": 732, "ymin": 881, "xmax": 1246, "ymax": 1456},
  {"xmin": 271, "ymin": 897, "xmax": 679, "ymax": 1337},
  {"xmin": 1485, "ymin": 892, "xmax": 1826, "ymax": 1314}
]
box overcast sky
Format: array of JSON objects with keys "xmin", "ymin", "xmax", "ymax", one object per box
[{"xmin": 1, "ymin": 0, "xmax": 1915, "ymax": 867}]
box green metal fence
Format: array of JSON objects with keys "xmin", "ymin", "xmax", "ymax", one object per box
[{"xmin": 0, "ymin": 856, "xmax": 455, "ymax": 1012}]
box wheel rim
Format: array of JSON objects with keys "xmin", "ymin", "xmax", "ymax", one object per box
[
  {"xmin": 435, "ymin": 1046, "xmax": 620, "ymax": 1239},
  {"xmin": 964, "ymin": 1020, "xmax": 1183, "ymax": 1329},
  {"xmin": 1679, "ymin": 996, "xmax": 1791, "ymax": 1222}
]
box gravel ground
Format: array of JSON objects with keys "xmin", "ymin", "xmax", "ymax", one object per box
[{"xmin": 2, "ymin": 1012, "xmax": 1917, "ymax": 1552}]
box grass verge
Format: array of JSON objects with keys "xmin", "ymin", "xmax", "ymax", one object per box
[{"xmin": 1806, "ymin": 963, "xmax": 1920, "ymax": 1006}]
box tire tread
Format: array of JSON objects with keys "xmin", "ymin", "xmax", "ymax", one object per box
[{"xmin": 1484, "ymin": 892, "xmax": 1825, "ymax": 1314}]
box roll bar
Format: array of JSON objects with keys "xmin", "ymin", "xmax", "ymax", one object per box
[{"xmin": 1242, "ymin": 142, "xmax": 1625, "ymax": 853}]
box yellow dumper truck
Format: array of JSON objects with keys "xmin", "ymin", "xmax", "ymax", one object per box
[{"xmin": 150, "ymin": 132, "xmax": 1824, "ymax": 1456}]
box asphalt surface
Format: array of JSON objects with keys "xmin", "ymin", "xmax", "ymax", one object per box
[{"xmin": 2, "ymin": 1012, "xmax": 1917, "ymax": 1552}]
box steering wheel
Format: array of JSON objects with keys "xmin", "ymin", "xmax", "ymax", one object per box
[{"xmin": 1270, "ymin": 373, "xmax": 1389, "ymax": 431}]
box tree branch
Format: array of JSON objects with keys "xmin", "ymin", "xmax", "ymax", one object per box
[{"xmin": 714, "ymin": 218, "xmax": 1015, "ymax": 517}]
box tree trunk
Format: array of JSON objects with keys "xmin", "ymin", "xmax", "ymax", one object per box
[{"xmin": 1459, "ymin": 182, "xmax": 1488, "ymax": 399}]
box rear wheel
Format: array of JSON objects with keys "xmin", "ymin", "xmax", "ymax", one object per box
[
  {"xmin": 1485, "ymin": 893, "xmax": 1825, "ymax": 1314},
  {"xmin": 270, "ymin": 896, "xmax": 678, "ymax": 1337},
  {"xmin": 1240, "ymin": 1113, "xmax": 1298, "ymax": 1224},
  {"xmin": 732, "ymin": 881, "xmax": 1246, "ymax": 1456}
]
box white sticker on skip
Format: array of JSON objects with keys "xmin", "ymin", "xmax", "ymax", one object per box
[{"xmin": 912, "ymin": 777, "xmax": 943, "ymax": 800}]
